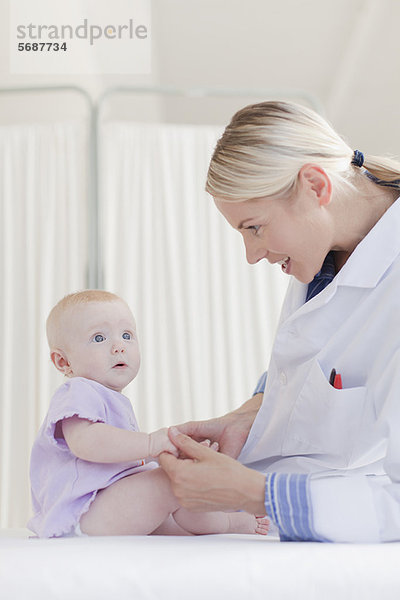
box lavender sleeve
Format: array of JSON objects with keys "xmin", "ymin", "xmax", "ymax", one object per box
[{"xmin": 44, "ymin": 378, "xmax": 109, "ymax": 449}]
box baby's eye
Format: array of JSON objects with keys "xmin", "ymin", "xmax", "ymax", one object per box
[
  {"xmin": 122, "ymin": 332, "xmax": 131, "ymax": 340},
  {"xmin": 93, "ymin": 334, "xmax": 105, "ymax": 343}
]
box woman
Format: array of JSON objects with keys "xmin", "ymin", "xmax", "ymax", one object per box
[{"xmin": 159, "ymin": 101, "xmax": 400, "ymax": 542}]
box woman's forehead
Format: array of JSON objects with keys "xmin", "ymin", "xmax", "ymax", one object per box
[{"xmin": 214, "ymin": 196, "xmax": 273, "ymax": 227}]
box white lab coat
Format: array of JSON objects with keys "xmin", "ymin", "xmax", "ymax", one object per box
[{"xmin": 239, "ymin": 196, "xmax": 400, "ymax": 542}]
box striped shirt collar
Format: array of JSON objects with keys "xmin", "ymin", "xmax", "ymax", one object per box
[{"xmin": 306, "ymin": 251, "xmax": 336, "ymax": 302}]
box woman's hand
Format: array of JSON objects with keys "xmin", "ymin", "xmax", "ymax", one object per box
[
  {"xmin": 176, "ymin": 393, "xmax": 263, "ymax": 458},
  {"xmin": 159, "ymin": 427, "xmax": 266, "ymax": 516}
]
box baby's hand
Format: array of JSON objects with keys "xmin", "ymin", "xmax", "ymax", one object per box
[
  {"xmin": 148, "ymin": 428, "xmax": 179, "ymax": 458},
  {"xmin": 174, "ymin": 437, "xmax": 219, "ymax": 459},
  {"xmin": 200, "ymin": 439, "xmax": 219, "ymax": 452}
]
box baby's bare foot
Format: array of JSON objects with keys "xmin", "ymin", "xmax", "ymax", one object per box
[
  {"xmin": 255, "ymin": 516, "xmax": 270, "ymax": 536},
  {"xmin": 227, "ymin": 512, "xmax": 270, "ymax": 535}
]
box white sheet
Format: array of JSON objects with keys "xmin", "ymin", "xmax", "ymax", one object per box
[{"xmin": 1, "ymin": 529, "xmax": 400, "ymax": 599}]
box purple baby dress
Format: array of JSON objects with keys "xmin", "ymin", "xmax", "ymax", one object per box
[{"xmin": 28, "ymin": 377, "xmax": 157, "ymax": 537}]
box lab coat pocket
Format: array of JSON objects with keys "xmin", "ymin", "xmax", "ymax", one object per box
[{"xmin": 282, "ymin": 359, "xmax": 366, "ymax": 468}]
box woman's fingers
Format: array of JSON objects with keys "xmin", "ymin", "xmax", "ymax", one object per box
[
  {"xmin": 158, "ymin": 450, "xmax": 180, "ymax": 477},
  {"xmin": 175, "ymin": 419, "xmax": 222, "ymax": 444},
  {"xmin": 167, "ymin": 427, "xmax": 214, "ymax": 460},
  {"xmin": 160, "ymin": 426, "xmax": 266, "ymax": 515}
]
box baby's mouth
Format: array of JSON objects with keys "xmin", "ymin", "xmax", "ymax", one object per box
[{"xmin": 113, "ymin": 363, "xmax": 127, "ymax": 369}]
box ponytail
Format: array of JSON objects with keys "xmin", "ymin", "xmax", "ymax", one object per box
[
  {"xmin": 363, "ymin": 155, "xmax": 400, "ymax": 189},
  {"xmin": 206, "ymin": 101, "xmax": 400, "ymax": 200}
]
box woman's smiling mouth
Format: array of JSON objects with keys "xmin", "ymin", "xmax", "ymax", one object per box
[{"xmin": 277, "ymin": 257, "xmax": 291, "ymax": 272}]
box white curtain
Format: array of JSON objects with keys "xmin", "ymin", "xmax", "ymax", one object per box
[
  {"xmin": 100, "ymin": 122, "xmax": 288, "ymax": 432},
  {"xmin": 0, "ymin": 119, "xmax": 288, "ymax": 529},
  {"xmin": 0, "ymin": 122, "xmax": 88, "ymax": 528}
]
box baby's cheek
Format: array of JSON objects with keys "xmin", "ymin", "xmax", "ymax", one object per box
[{"xmin": 132, "ymin": 353, "xmax": 141, "ymax": 376}]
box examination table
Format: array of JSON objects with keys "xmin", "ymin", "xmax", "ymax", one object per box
[{"xmin": 1, "ymin": 528, "xmax": 400, "ymax": 599}]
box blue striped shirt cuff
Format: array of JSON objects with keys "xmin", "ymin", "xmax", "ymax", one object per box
[
  {"xmin": 253, "ymin": 371, "xmax": 267, "ymax": 396},
  {"xmin": 265, "ymin": 473, "xmax": 326, "ymax": 542}
]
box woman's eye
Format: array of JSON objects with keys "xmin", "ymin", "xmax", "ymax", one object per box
[
  {"xmin": 93, "ymin": 334, "xmax": 105, "ymax": 343},
  {"xmin": 248, "ymin": 225, "xmax": 261, "ymax": 235},
  {"xmin": 122, "ymin": 332, "xmax": 131, "ymax": 340}
]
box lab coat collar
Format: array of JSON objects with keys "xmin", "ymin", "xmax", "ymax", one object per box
[
  {"xmin": 335, "ymin": 196, "xmax": 400, "ymax": 288},
  {"xmin": 280, "ymin": 197, "xmax": 400, "ymax": 324}
]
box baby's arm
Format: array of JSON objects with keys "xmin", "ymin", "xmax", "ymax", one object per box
[{"xmin": 61, "ymin": 416, "xmax": 178, "ymax": 463}]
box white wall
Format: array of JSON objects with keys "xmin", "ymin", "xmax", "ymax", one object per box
[{"xmin": 0, "ymin": 0, "xmax": 399, "ymax": 157}]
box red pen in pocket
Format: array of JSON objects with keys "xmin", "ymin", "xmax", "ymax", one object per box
[{"xmin": 329, "ymin": 368, "xmax": 343, "ymax": 389}]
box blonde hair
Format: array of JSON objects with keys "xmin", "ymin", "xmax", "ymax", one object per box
[
  {"xmin": 206, "ymin": 101, "xmax": 400, "ymax": 201},
  {"xmin": 46, "ymin": 290, "xmax": 124, "ymax": 349}
]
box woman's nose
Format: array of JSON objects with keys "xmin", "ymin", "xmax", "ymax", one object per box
[{"xmin": 244, "ymin": 239, "xmax": 266, "ymax": 265}]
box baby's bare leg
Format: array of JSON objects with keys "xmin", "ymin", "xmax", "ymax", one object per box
[
  {"xmin": 80, "ymin": 467, "xmax": 179, "ymax": 536},
  {"xmin": 151, "ymin": 514, "xmax": 193, "ymax": 536},
  {"xmin": 173, "ymin": 508, "xmax": 269, "ymax": 535},
  {"xmin": 80, "ymin": 467, "xmax": 269, "ymax": 536}
]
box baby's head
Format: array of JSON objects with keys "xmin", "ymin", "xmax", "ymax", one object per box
[{"xmin": 47, "ymin": 290, "xmax": 140, "ymax": 393}]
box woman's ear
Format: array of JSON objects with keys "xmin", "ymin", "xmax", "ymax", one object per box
[
  {"xmin": 299, "ymin": 164, "xmax": 332, "ymax": 206},
  {"xmin": 50, "ymin": 350, "xmax": 72, "ymax": 376}
]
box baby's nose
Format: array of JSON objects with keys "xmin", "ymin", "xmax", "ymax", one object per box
[{"xmin": 112, "ymin": 343, "xmax": 125, "ymax": 353}]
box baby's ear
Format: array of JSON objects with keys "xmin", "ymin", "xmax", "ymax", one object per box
[{"xmin": 50, "ymin": 350, "xmax": 72, "ymax": 376}]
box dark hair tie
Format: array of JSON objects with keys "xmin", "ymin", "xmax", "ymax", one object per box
[{"xmin": 351, "ymin": 150, "xmax": 364, "ymax": 168}]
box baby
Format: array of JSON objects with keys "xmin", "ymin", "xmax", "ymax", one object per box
[{"xmin": 28, "ymin": 290, "xmax": 269, "ymax": 538}]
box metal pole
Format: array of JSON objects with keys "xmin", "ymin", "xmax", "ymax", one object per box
[{"xmin": 97, "ymin": 84, "xmax": 324, "ymax": 115}]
